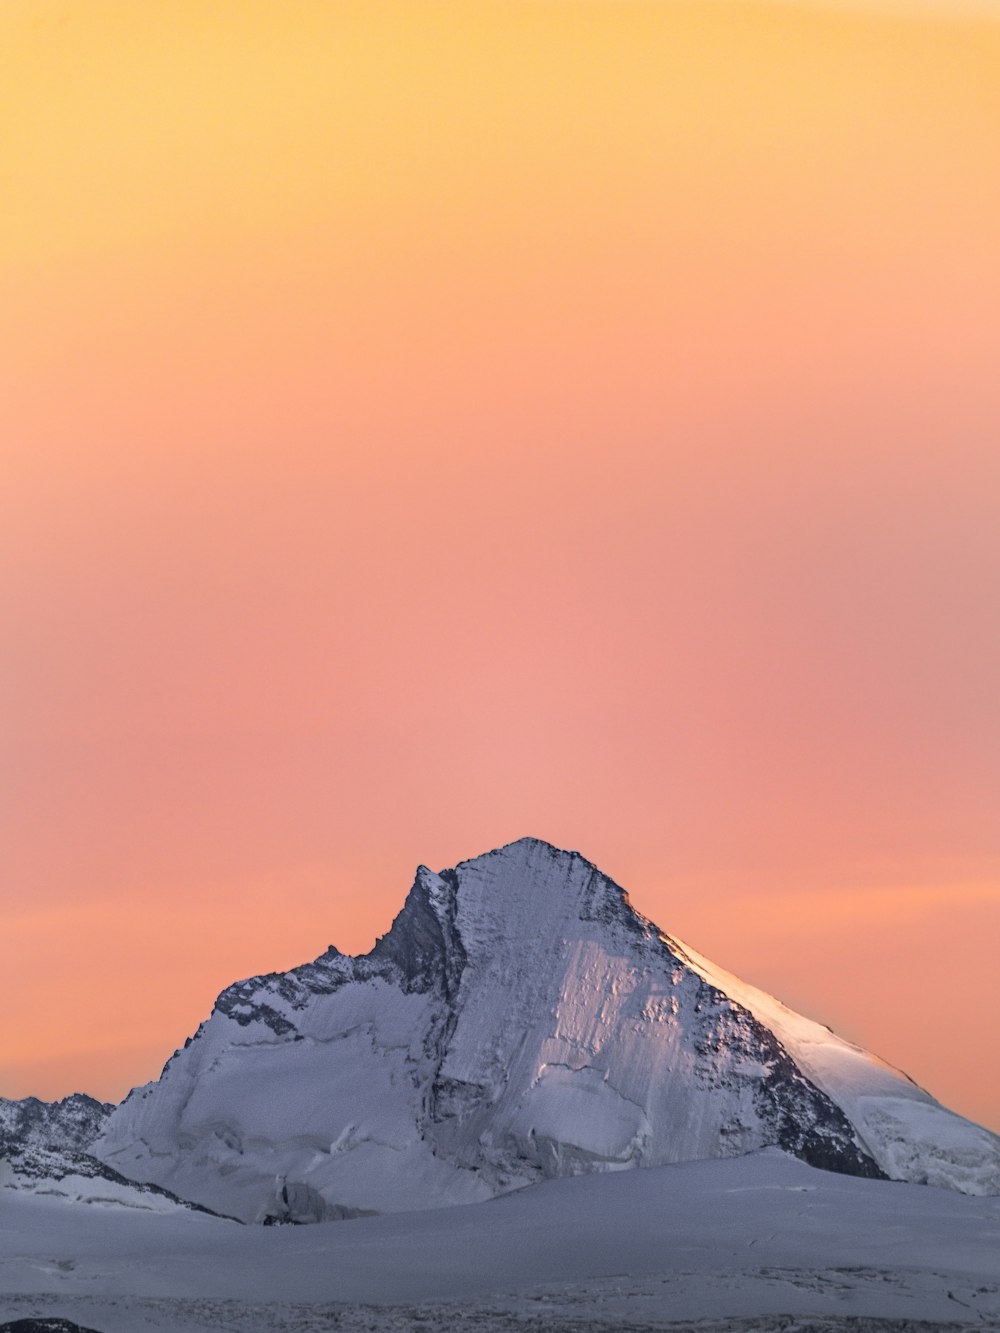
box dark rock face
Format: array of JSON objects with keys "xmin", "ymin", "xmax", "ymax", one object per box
[
  {"xmin": 751, "ymin": 1033, "xmax": 887, "ymax": 1180},
  {"xmin": 370, "ymin": 866, "xmax": 469, "ymax": 999},
  {"xmin": 0, "ymin": 1321, "xmax": 105, "ymax": 1332},
  {"xmin": 210, "ymin": 863, "xmax": 471, "ymax": 1043},
  {"xmin": 0, "ymin": 1094, "xmax": 112, "ymax": 1158},
  {"xmin": 647, "ymin": 955, "xmax": 887, "ymax": 1183}
]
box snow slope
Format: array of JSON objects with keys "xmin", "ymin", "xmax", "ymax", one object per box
[
  {"xmin": 668, "ymin": 934, "xmax": 1000, "ymax": 1196},
  {"xmin": 2, "ymin": 1152, "xmax": 999, "ymax": 1332},
  {"xmin": 95, "ymin": 838, "xmax": 1000, "ymax": 1221}
]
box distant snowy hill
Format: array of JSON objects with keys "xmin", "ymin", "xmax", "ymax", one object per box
[
  {"xmin": 0, "ymin": 1094, "xmax": 111, "ymax": 1157},
  {"xmin": 91, "ymin": 838, "xmax": 1000, "ymax": 1222},
  {"xmin": 0, "ymin": 1095, "xmax": 225, "ymax": 1216}
]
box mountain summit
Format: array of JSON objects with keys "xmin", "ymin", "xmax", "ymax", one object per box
[{"xmin": 95, "ymin": 838, "xmax": 1000, "ymax": 1222}]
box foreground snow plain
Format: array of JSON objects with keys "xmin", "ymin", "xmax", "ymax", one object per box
[{"xmin": 3, "ymin": 1151, "xmax": 999, "ymax": 1332}]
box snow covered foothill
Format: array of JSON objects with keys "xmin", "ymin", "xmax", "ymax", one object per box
[
  {"xmin": 94, "ymin": 838, "xmax": 1000, "ymax": 1222},
  {"xmin": 0, "ymin": 1095, "xmax": 223, "ymax": 1217},
  {"xmin": 1, "ymin": 1147, "xmax": 218, "ymax": 1216}
]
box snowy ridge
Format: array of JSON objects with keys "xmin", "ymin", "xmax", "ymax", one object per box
[
  {"xmin": 94, "ymin": 838, "xmax": 1000, "ymax": 1221},
  {"xmin": 667, "ymin": 933, "xmax": 1000, "ymax": 1195}
]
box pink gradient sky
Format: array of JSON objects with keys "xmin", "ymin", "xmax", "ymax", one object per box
[{"xmin": 2, "ymin": 1, "xmax": 999, "ymax": 1130}]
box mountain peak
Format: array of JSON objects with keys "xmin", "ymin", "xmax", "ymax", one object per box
[
  {"xmin": 451, "ymin": 834, "xmax": 590, "ymax": 873},
  {"xmin": 367, "ymin": 838, "xmax": 641, "ymax": 994},
  {"xmin": 93, "ymin": 838, "xmax": 1000, "ymax": 1222},
  {"xmin": 442, "ymin": 835, "xmax": 648, "ymax": 949}
]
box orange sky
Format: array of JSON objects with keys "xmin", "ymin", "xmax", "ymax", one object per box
[{"xmin": 2, "ymin": 0, "xmax": 999, "ymax": 1133}]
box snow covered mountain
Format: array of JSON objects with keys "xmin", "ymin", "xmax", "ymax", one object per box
[{"xmin": 94, "ymin": 837, "xmax": 1000, "ymax": 1222}]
